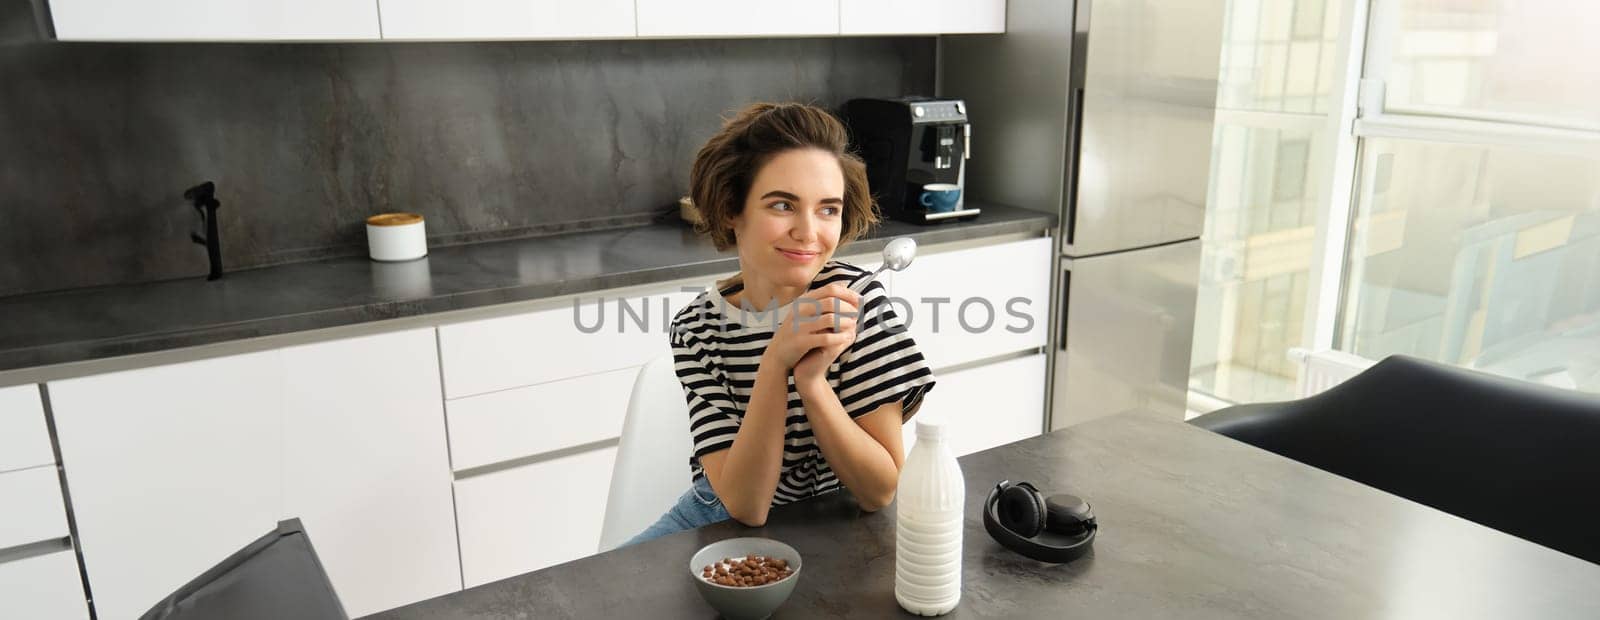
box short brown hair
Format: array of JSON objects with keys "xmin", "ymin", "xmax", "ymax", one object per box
[{"xmin": 689, "ymin": 102, "xmax": 879, "ymax": 251}]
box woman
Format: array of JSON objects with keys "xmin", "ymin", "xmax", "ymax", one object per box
[{"xmin": 625, "ymin": 102, "xmax": 937, "ymax": 545}]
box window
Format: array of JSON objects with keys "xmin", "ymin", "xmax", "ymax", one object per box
[
  {"xmin": 1190, "ymin": 0, "xmax": 1344, "ymax": 404},
  {"xmin": 1376, "ymin": 0, "xmax": 1600, "ymax": 131},
  {"xmin": 1192, "ymin": 0, "xmax": 1600, "ymax": 406},
  {"xmin": 1341, "ymin": 138, "xmax": 1600, "ymax": 391},
  {"xmin": 1339, "ymin": 0, "xmax": 1600, "ymax": 391}
]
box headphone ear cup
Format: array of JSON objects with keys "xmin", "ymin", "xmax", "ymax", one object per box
[
  {"xmin": 997, "ymin": 483, "xmax": 1048, "ymax": 538},
  {"xmin": 1043, "ymin": 494, "xmax": 1094, "ymax": 536}
]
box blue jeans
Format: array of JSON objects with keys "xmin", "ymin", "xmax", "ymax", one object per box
[{"xmin": 623, "ymin": 475, "xmax": 733, "ymax": 547}]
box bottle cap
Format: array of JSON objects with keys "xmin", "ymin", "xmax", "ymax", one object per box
[{"xmin": 915, "ymin": 418, "xmax": 947, "ymax": 440}]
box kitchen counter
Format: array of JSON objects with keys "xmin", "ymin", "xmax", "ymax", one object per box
[{"xmin": 0, "ymin": 202, "xmax": 1052, "ymax": 378}]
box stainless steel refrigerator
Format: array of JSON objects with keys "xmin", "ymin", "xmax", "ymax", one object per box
[{"xmin": 941, "ymin": 0, "xmax": 1224, "ymax": 429}]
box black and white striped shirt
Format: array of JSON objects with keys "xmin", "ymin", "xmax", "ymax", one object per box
[{"xmin": 670, "ymin": 261, "xmax": 937, "ymax": 506}]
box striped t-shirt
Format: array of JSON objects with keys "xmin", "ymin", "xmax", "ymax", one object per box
[{"xmin": 669, "ymin": 261, "xmax": 937, "ymax": 506}]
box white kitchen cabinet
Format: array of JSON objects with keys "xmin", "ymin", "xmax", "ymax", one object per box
[
  {"xmin": 49, "ymin": 350, "xmax": 287, "ymax": 620},
  {"xmin": 0, "ymin": 549, "xmax": 90, "ymax": 620},
  {"xmin": 636, "ymin": 0, "xmax": 840, "ymax": 37},
  {"xmin": 50, "ymin": 329, "xmax": 461, "ymax": 619},
  {"xmin": 0, "ymin": 384, "xmax": 53, "ymax": 473},
  {"xmin": 280, "ymin": 329, "xmax": 462, "ymax": 617},
  {"xmin": 903, "ymin": 352, "xmax": 1046, "ymax": 457},
  {"xmin": 446, "ymin": 366, "xmax": 637, "ymax": 471},
  {"xmin": 455, "ymin": 445, "xmax": 618, "ymax": 587},
  {"xmin": 49, "ymin": 0, "xmax": 380, "ymax": 41},
  {"xmin": 840, "ymin": 0, "xmax": 1006, "ymax": 35},
  {"xmin": 47, "ymin": 0, "xmax": 1001, "ymax": 41},
  {"xmin": 439, "ymin": 287, "xmax": 698, "ymax": 399},
  {"xmin": 379, "ymin": 0, "xmax": 635, "ymax": 40},
  {"xmin": 893, "ymin": 237, "xmax": 1051, "ymax": 371},
  {"xmin": 0, "ymin": 466, "xmax": 69, "ymax": 549},
  {"xmin": 47, "ymin": 0, "xmax": 1004, "ymax": 42},
  {"xmin": 937, "ymin": 0, "xmax": 1007, "ymax": 33}
]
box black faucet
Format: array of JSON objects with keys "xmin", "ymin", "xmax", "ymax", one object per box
[{"xmin": 185, "ymin": 181, "xmax": 223, "ymax": 281}]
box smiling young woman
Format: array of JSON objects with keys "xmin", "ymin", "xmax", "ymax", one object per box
[{"xmin": 623, "ymin": 103, "xmax": 937, "ymax": 545}]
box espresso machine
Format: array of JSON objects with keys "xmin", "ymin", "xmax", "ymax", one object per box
[{"xmin": 841, "ymin": 97, "xmax": 979, "ymax": 224}]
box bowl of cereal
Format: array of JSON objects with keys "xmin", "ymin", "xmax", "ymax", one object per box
[{"xmin": 689, "ymin": 537, "xmax": 802, "ymax": 620}]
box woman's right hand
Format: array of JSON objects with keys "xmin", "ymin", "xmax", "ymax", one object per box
[{"xmin": 763, "ymin": 283, "xmax": 861, "ymax": 370}]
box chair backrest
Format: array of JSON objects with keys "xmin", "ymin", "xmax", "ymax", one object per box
[
  {"xmin": 598, "ymin": 355, "xmax": 695, "ymax": 552},
  {"xmin": 140, "ymin": 519, "xmax": 346, "ymax": 620},
  {"xmin": 1193, "ymin": 355, "xmax": 1600, "ymax": 564}
]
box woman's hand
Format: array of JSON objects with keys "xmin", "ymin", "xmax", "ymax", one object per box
[
  {"xmin": 793, "ymin": 345, "xmax": 849, "ymax": 391},
  {"xmin": 791, "ymin": 284, "xmax": 860, "ymax": 388},
  {"xmin": 762, "ymin": 283, "xmax": 860, "ymax": 371}
]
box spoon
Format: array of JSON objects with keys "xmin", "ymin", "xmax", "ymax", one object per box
[{"xmin": 850, "ymin": 237, "xmax": 918, "ymax": 295}]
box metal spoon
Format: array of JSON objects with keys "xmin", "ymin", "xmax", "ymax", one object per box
[{"xmin": 851, "ymin": 237, "xmax": 918, "ymax": 294}]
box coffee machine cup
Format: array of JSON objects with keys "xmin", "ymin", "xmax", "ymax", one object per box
[{"xmin": 919, "ymin": 184, "xmax": 962, "ymax": 213}]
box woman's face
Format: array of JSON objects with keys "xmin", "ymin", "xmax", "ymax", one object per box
[{"xmin": 731, "ymin": 147, "xmax": 845, "ymax": 290}]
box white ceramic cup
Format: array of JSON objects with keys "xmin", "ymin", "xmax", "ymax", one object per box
[{"xmin": 366, "ymin": 213, "xmax": 428, "ymax": 262}]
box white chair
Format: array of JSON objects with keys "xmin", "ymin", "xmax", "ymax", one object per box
[{"xmin": 598, "ymin": 355, "xmax": 695, "ymax": 552}]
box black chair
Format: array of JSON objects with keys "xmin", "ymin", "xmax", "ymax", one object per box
[
  {"xmin": 139, "ymin": 519, "xmax": 347, "ymax": 620},
  {"xmin": 1192, "ymin": 355, "xmax": 1600, "ymax": 565}
]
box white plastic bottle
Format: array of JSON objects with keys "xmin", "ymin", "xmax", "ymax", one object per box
[{"xmin": 895, "ymin": 419, "xmax": 965, "ymax": 615}]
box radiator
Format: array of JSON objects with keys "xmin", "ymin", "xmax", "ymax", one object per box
[{"xmin": 1288, "ymin": 348, "xmax": 1376, "ymax": 398}]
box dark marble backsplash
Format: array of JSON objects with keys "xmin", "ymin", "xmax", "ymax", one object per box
[{"xmin": 0, "ymin": 1, "xmax": 933, "ymax": 297}]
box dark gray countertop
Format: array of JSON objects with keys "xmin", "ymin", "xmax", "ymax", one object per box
[
  {"xmin": 368, "ymin": 412, "xmax": 1600, "ymax": 620},
  {"xmin": 0, "ymin": 202, "xmax": 1051, "ymax": 374}
]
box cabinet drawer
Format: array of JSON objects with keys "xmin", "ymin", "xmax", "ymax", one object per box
[
  {"xmin": 903, "ymin": 353, "xmax": 1047, "ymax": 458},
  {"xmin": 0, "ymin": 384, "xmax": 54, "ymax": 473},
  {"xmin": 455, "ymin": 446, "xmax": 618, "ymax": 587},
  {"xmin": 0, "ymin": 467, "xmax": 69, "ymax": 549},
  {"xmin": 893, "ymin": 237, "xmax": 1052, "ymax": 370},
  {"xmin": 0, "ymin": 549, "xmax": 89, "ymax": 620},
  {"xmin": 439, "ymin": 290, "xmax": 696, "ymax": 398},
  {"xmin": 447, "ymin": 367, "xmax": 637, "ymax": 471}
]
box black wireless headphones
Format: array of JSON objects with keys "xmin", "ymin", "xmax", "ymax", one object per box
[{"xmin": 982, "ymin": 480, "xmax": 1097, "ymax": 564}]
